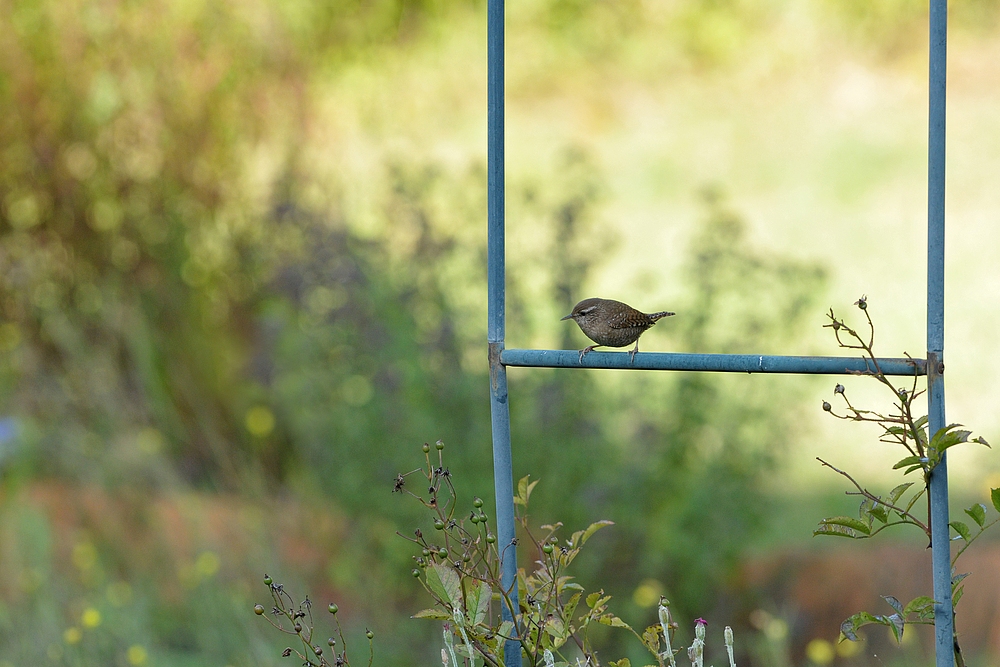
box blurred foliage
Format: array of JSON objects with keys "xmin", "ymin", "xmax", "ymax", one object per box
[{"xmin": 19, "ymin": 0, "xmax": 998, "ymax": 664}]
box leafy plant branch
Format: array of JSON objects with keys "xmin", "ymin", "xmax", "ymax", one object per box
[
  {"xmin": 815, "ymin": 298, "xmax": 996, "ymax": 664},
  {"xmin": 255, "ymin": 441, "xmax": 741, "ymax": 667}
]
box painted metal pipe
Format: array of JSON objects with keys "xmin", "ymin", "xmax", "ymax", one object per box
[
  {"xmin": 926, "ymin": 0, "xmax": 952, "ymax": 664},
  {"xmin": 501, "ymin": 349, "xmax": 925, "ymax": 376},
  {"xmin": 487, "ymin": 0, "xmax": 522, "ymax": 664}
]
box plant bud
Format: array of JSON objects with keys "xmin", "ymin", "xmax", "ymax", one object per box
[
  {"xmin": 366, "ymin": 629, "xmax": 374, "ymax": 639},
  {"xmin": 328, "ymin": 603, "xmax": 339, "ymax": 614},
  {"xmin": 263, "ymin": 575, "xmax": 272, "ymax": 585},
  {"xmin": 822, "ymin": 401, "xmax": 832, "ymax": 412},
  {"xmin": 422, "ymin": 443, "xmax": 431, "ymax": 453},
  {"xmin": 834, "ymin": 384, "xmax": 844, "ymax": 395},
  {"xmin": 473, "ymin": 497, "xmax": 484, "ymax": 508},
  {"xmin": 254, "ymin": 604, "xmax": 264, "ymax": 615},
  {"xmin": 435, "ymin": 440, "xmax": 445, "ymax": 450}
]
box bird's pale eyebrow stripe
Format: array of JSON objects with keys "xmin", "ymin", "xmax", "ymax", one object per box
[{"xmin": 579, "ymin": 306, "xmax": 597, "ymax": 315}]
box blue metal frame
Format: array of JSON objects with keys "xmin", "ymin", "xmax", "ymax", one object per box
[
  {"xmin": 487, "ymin": 0, "xmax": 521, "ymax": 664},
  {"xmin": 502, "ymin": 349, "xmax": 925, "ymax": 375},
  {"xmin": 486, "ymin": 0, "xmax": 953, "ymax": 663},
  {"xmin": 927, "ymin": 0, "xmax": 952, "ymax": 664}
]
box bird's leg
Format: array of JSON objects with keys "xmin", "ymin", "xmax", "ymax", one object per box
[
  {"xmin": 579, "ymin": 345, "xmax": 599, "ymax": 363},
  {"xmin": 629, "ymin": 341, "xmax": 640, "ymax": 364}
]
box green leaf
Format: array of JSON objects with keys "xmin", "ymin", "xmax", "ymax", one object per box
[
  {"xmin": 893, "ymin": 455, "xmax": 924, "ymax": 470},
  {"xmin": 991, "ymin": 488, "xmax": 1000, "ymax": 514},
  {"xmin": 426, "ymin": 562, "xmax": 462, "ymax": 606},
  {"xmin": 545, "ymin": 615, "xmax": 568, "ymax": 643},
  {"xmin": 497, "ymin": 620, "xmax": 515, "ymax": 639},
  {"xmin": 814, "ymin": 523, "xmax": 863, "ymax": 538},
  {"xmin": 514, "ymin": 475, "xmax": 539, "ymax": 506},
  {"xmin": 564, "ymin": 592, "xmax": 581, "ymax": 622},
  {"xmin": 599, "ymin": 614, "xmax": 632, "ymax": 630},
  {"xmin": 903, "ymin": 596, "xmax": 935, "ymax": 618},
  {"xmin": 586, "ymin": 591, "xmax": 610, "ymax": 609},
  {"xmin": 574, "ymin": 520, "xmax": 614, "ymax": 548},
  {"xmin": 952, "ymin": 571, "xmax": 969, "ymax": 587},
  {"xmin": 818, "ymin": 516, "xmax": 872, "ymax": 535},
  {"xmin": 411, "ymin": 608, "xmax": 452, "ymax": 620},
  {"xmin": 885, "ymin": 613, "xmax": 904, "ymax": 643},
  {"xmin": 466, "ymin": 580, "xmax": 492, "ymax": 626},
  {"xmin": 965, "ymin": 503, "xmax": 987, "ymax": 528},
  {"xmin": 929, "ymin": 424, "xmax": 972, "ymax": 455},
  {"xmin": 840, "ymin": 611, "xmax": 880, "ymax": 642},
  {"xmin": 972, "ymin": 436, "xmax": 991, "ymax": 447},
  {"xmin": 882, "ymin": 595, "xmax": 903, "ymax": 615},
  {"xmin": 609, "ymin": 660, "xmax": 631, "ymax": 667},
  {"xmin": 867, "ymin": 503, "xmax": 889, "ymax": 524},
  {"xmin": 950, "ymin": 521, "xmax": 972, "ymax": 542},
  {"xmin": 953, "ymin": 585, "xmax": 964, "ymax": 607},
  {"xmin": 641, "ymin": 625, "xmax": 660, "ymax": 653},
  {"xmin": 888, "ymin": 482, "xmax": 914, "ymax": 505}
]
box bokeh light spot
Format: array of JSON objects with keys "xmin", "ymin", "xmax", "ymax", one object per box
[
  {"xmin": 246, "ymin": 406, "xmax": 275, "ymax": 437},
  {"xmin": 81, "ymin": 607, "xmax": 101, "ymax": 628},
  {"xmin": 72, "ymin": 542, "xmax": 98, "ymax": 571},
  {"xmin": 195, "ymin": 550, "xmax": 221, "ymax": 579},
  {"xmin": 837, "ymin": 636, "xmax": 864, "ymax": 657},
  {"xmin": 806, "ymin": 638, "xmax": 834, "ymax": 664},
  {"xmin": 127, "ymin": 644, "xmax": 148, "ymax": 665},
  {"xmin": 631, "ymin": 578, "xmax": 664, "ymax": 608},
  {"xmin": 342, "ymin": 375, "xmax": 373, "ymax": 407}
]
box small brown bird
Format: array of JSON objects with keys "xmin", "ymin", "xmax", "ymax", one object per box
[{"xmin": 561, "ymin": 297, "xmax": 675, "ymax": 363}]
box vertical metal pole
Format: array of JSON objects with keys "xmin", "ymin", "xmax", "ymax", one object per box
[
  {"xmin": 487, "ymin": 0, "xmax": 521, "ymax": 664},
  {"xmin": 927, "ymin": 0, "xmax": 952, "ymax": 665}
]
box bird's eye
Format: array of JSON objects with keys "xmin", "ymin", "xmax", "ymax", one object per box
[{"xmin": 579, "ymin": 307, "xmax": 596, "ymax": 316}]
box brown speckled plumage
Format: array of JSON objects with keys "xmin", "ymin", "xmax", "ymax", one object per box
[{"xmin": 561, "ymin": 297, "xmax": 675, "ymax": 363}]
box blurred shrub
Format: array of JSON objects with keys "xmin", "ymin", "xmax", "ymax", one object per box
[{"xmin": 0, "ymin": 0, "xmax": 834, "ymax": 664}]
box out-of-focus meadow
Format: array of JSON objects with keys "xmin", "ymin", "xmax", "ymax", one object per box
[{"xmin": 2, "ymin": 0, "xmax": 1000, "ymax": 665}]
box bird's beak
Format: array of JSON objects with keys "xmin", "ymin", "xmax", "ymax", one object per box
[{"xmin": 560, "ymin": 313, "xmax": 573, "ymax": 321}]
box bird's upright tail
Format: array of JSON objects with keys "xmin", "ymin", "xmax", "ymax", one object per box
[{"xmin": 648, "ymin": 311, "xmax": 676, "ymax": 323}]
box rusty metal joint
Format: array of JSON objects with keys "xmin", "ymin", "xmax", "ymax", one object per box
[
  {"xmin": 489, "ymin": 341, "xmax": 505, "ymax": 391},
  {"xmin": 926, "ymin": 351, "xmax": 943, "ymax": 383}
]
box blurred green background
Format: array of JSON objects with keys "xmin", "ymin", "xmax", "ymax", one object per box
[{"xmin": 2, "ymin": 0, "xmax": 1000, "ymax": 665}]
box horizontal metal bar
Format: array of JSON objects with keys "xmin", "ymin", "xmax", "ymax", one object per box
[{"xmin": 501, "ymin": 349, "xmax": 925, "ymax": 376}]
